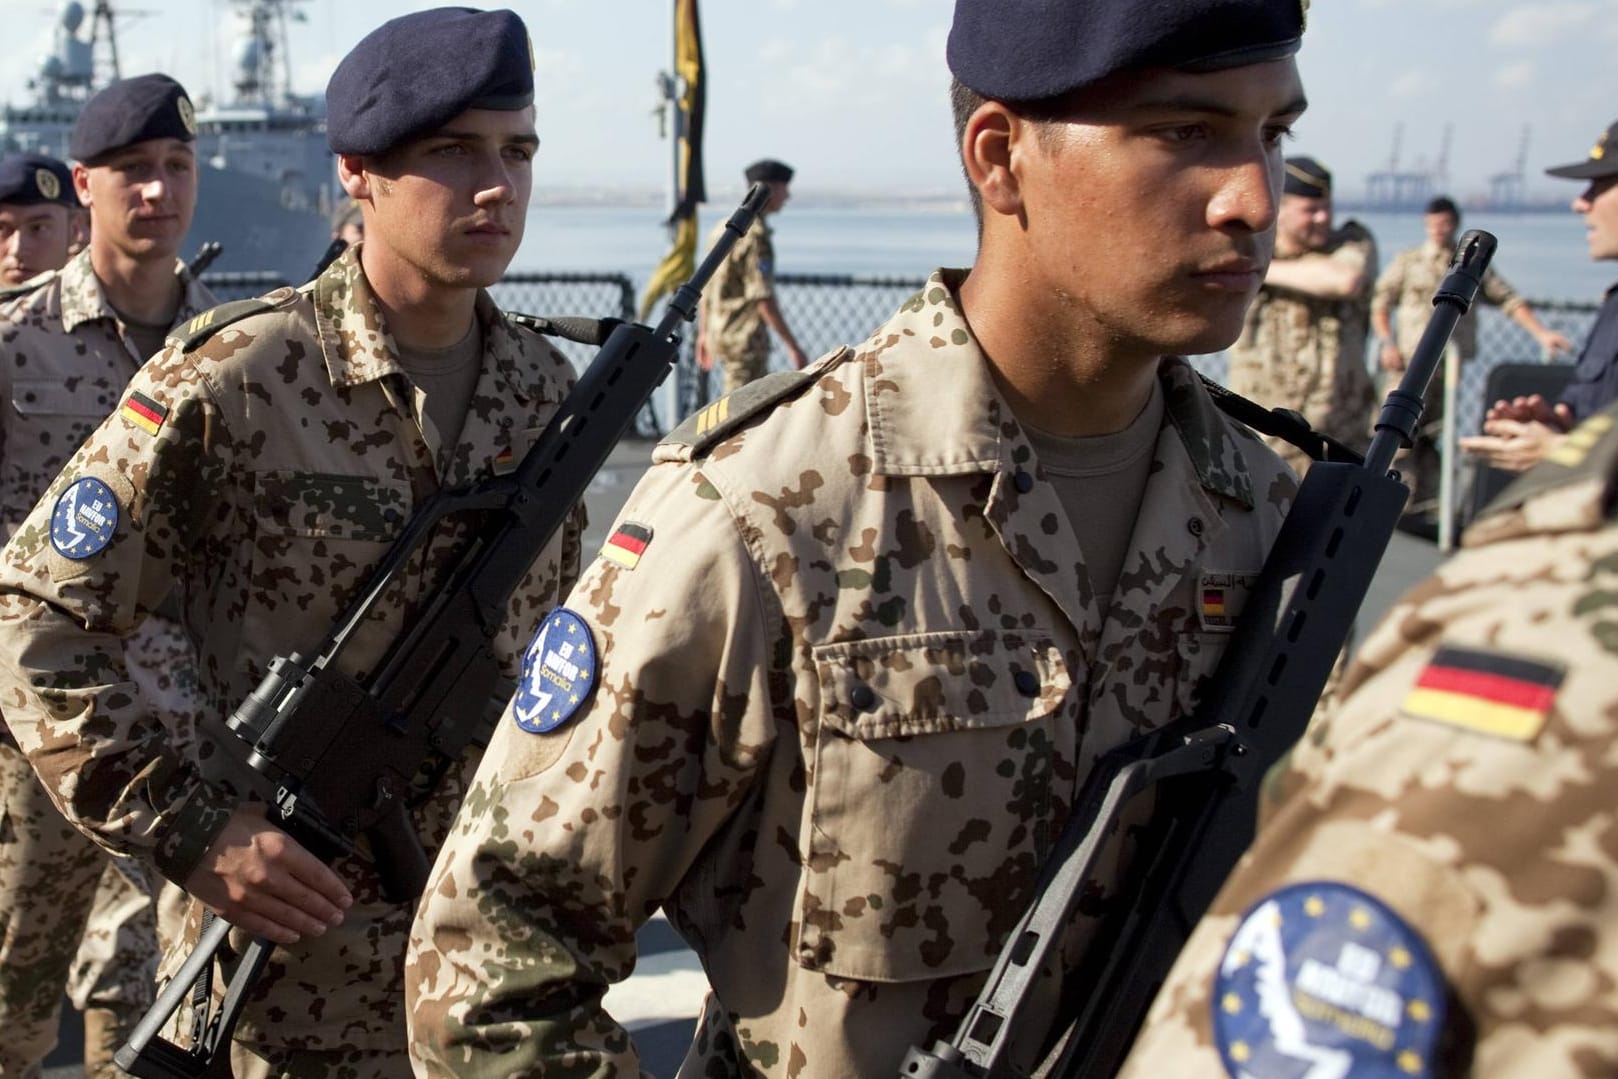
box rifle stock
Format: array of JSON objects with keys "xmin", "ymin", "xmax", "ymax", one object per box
[
  {"xmin": 115, "ymin": 185, "xmax": 773, "ymax": 1079},
  {"xmin": 899, "ymin": 230, "xmax": 1499, "ymax": 1079}
]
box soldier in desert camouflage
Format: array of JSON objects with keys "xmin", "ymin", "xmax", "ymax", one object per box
[
  {"xmin": 1227, "ymin": 156, "xmax": 1379, "ymax": 476},
  {"xmin": 1118, "ymin": 398, "xmax": 1618, "ymax": 1078},
  {"xmin": 695, "ymin": 158, "xmax": 808, "ymax": 397},
  {"xmin": 0, "ymin": 86, "xmax": 216, "ymax": 1077},
  {"xmin": 0, "ymin": 9, "xmax": 582, "ymax": 1077},
  {"xmin": 406, "ymin": 0, "xmax": 1309, "ymax": 1074}
]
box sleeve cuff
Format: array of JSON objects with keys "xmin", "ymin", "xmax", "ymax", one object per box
[{"xmin": 152, "ymin": 779, "xmax": 236, "ymax": 886}]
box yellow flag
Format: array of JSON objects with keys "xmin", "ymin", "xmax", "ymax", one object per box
[{"xmin": 640, "ymin": 0, "xmax": 707, "ymax": 319}]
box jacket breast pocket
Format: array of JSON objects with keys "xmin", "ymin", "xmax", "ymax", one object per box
[
  {"xmin": 795, "ymin": 630, "xmax": 1076, "ymax": 984},
  {"xmin": 238, "ymin": 472, "xmax": 412, "ymax": 673}
]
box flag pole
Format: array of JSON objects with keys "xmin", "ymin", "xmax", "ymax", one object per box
[{"xmin": 661, "ymin": 1, "xmax": 683, "ymax": 429}]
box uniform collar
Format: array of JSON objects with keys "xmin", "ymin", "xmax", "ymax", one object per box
[
  {"xmin": 862, "ymin": 268, "xmax": 1254, "ymax": 509},
  {"xmin": 58, "ymin": 249, "xmax": 211, "ymax": 334},
  {"xmin": 310, "ymin": 244, "xmax": 532, "ymax": 402}
]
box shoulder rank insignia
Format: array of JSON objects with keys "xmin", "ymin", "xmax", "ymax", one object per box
[
  {"xmin": 662, "ymin": 366, "xmax": 823, "ymax": 457},
  {"xmin": 1401, "ymin": 644, "xmax": 1564, "ymax": 742},
  {"xmin": 167, "ymin": 297, "xmax": 276, "ymax": 352},
  {"xmin": 1215, "ymin": 881, "xmax": 1444, "ymax": 1079},
  {"xmin": 51, "ymin": 477, "xmax": 120, "ymax": 560},
  {"xmin": 512, "ymin": 607, "xmax": 599, "ymax": 734}
]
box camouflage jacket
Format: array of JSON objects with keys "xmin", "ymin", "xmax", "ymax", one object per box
[
  {"xmin": 703, "ymin": 215, "xmax": 775, "ymax": 361},
  {"xmin": 0, "ymin": 248, "xmax": 216, "ymax": 542},
  {"xmin": 1227, "ymin": 220, "xmax": 1378, "ymax": 473},
  {"xmin": 1118, "ymin": 405, "xmax": 1618, "ymax": 1077},
  {"xmin": 1372, "ymin": 239, "xmax": 1525, "ymax": 360},
  {"xmin": 406, "ymin": 270, "xmax": 1298, "ymax": 1077},
  {"xmin": 0, "ymin": 245, "xmax": 584, "ymax": 1051}
]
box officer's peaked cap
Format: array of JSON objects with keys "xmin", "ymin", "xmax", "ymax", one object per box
[
  {"xmin": 948, "ymin": 0, "xmax": 1307, "ymax": 102},
  {"xmin": 327, "ymin": 7, "xmax": 535, "ymax": 156},
  {"xmin": 1545, "ymin": 118, "xmax": 1618, "ymax": 181},
  {"xmin": 0, "ymin": 153, "xmax": 78, "ymax": 208},
  {"xmin": 69, "ymin": 74, "xmax": 196, "ymax": 164}
]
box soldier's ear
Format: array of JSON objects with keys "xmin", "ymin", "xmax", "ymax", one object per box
[
  {"xmin": 337, "ymin": 154, "xmax": 371, "ymax": 201},
  {"xmin": 961, "ymin": 101, "xmax": 1023, "ymax": 220},
  {"xmin": 71, "ymin": 163, "xmax": 93, "ymax": 209}
]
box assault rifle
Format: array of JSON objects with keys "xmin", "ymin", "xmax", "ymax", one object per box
[
  {"xmin": 184, "ymin": 242, "xmax": 223, "ymax": 279},
  {"xmin": 899, "ymin": 230, "xmax": 1499, "ymax": 1079},
  {"xmin": 116, "ymin": 184, "xmax": 773, "ymax": 1079}
]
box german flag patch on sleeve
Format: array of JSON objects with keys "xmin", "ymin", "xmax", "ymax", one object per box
[
  {"xmin": 121, "ymin": 390, "xmax": 168, "ymax": 436},
  {"xmin": 1401, "ymin": 644, "xmax": 1564, "ymax": 742},
  {"xmin": 601, "ymin": 522, "xmax": 653, "ymax": 570}
]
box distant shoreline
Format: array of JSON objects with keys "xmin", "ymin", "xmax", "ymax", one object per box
[{"xmin": 530, "ymin": 189, "xmax": 1571, "ymax": 215}]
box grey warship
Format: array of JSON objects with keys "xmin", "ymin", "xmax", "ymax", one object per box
[{"xmin": 0, "ymin": 0, "xmax": 332, "ymax": 282}]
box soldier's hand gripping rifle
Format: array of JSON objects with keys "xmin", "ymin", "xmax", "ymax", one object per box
[
  {"xmin": 115, "ymin": 185, "xmax": 773, "ymax": 1079},
  {"xmin": 899, "ymin": 230, "xmax": 1500, "ymax": 1079}
]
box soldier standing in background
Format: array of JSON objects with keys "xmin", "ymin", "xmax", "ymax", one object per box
[
  {"xmin": 0, "ymin": 8, "xmax": 584, "ymax": 1075},
  {"xmin": 406, "ymin": 0, "xmax": 1306, "ymax": 1074},
  {"xmin": 0, "ymin": 78, "xmax": 215, "ymax": 1078},
  {"xmin": 1371, "ymin": 194, "xmax": 1572, "ymax": 532},
  {"xmin": 1227, "ymin": 156, "xmax": 1378, "ymax": 476},
  {"xmin": 695, "ymin": 157, "xmax": 807, "ymax": 397},
  {"xmin": 1117, "ymin": 398, "xmax": 1618, "ymax": 1078},
  {"xmin": 0, "ymin": 152, "xmax": 79, "ymax": 287}
]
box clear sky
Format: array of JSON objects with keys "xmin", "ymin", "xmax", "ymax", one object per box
[{"xmin": 5, "ymin": 0, "xmax": 1615, "ymax": 204}]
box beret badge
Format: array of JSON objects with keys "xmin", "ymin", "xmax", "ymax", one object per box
[{"xmin": 34, "ymin": 168, "xmax": 61, "ymax": 201}]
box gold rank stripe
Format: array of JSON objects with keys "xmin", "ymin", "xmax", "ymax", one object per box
[
  {"xmin": 1546, "ymin": 413, "xmax": 1615, "ymax": 468},
  {"xmin": 695, "ymin": 396, "xmax": 730, "ymax": 436}
]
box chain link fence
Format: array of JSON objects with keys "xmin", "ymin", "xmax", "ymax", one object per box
[{"xmin": 202, "ymin": 269, "xmax": 1601, "ymax": 444}]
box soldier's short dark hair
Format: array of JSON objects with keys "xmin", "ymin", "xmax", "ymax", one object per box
[{"xmin": 1425, "ymin": 196, "xmax": 1461, "ymax": 221}]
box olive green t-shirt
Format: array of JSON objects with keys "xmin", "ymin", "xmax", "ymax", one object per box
[
  {"xmin": 1023, "ymin": 378, "xmax": 1165, "ymax": 612},
  {"xmin": 396, "ymin": 320, "xmax": 484, "ymax": 453}
]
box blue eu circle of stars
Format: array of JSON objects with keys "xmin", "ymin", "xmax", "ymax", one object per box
[
  {"xmin": 1213, "ymin": 881, "xmax": 1445, "ymax": 1079},
  {"xmin": 50, "ymin": 477, "xmax": 120, "ymax": 560},
  {"xmin": 513, "ymin": 607, "xmax": 599, "ymax": 734}
]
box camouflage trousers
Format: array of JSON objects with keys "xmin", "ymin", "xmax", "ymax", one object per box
[
  {"xmin": 0, "ymin": 614, "xmax": 200, "ymax": 1078},
  {"xmin": 718, "ymin": 344, "xmax": 769, "ymax": 398}
]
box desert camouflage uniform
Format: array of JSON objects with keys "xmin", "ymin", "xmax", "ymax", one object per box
[
  {"xmin": 1119, "ymin": 403, "xmax": 1618, "ymax": 1077},
  {"xmin": 704, "ymin": 215, "xmax": 777, "ymax": 395},
  {"xmin": 406, "ymin": 270, "xmax": 1298, "ymax": 1077},
  {"xmin": 0, "ymin": 250, "xmax": 213, "ymax": 1076},
  {"xmin": 1228, "ymin": 221, "xmax": 1378, "ymax": 476},
  {"xmin": 1373, "ymin": 241, "xmax": 1528, "ymax": 513},
  {"xmin": 0, "ymin": 245, "xmax": 585, "ymax": 1065}
]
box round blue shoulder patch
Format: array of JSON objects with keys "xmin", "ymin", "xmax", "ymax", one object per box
[
  {"xmin": 51, "ymin": 477, "xmax": 120, "ymax": 560},
  {"xmin": 1213, "ymin": 881, "xmax": 1445, "ymax": 1079},
  {"xmin": 513, "ymin": 607, "xmax": 599, "ymax": 734}
]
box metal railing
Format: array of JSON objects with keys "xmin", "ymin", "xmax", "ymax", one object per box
[{"xmin": 202, "ymin": 269, "xmax": 1601, "ymax": 450}]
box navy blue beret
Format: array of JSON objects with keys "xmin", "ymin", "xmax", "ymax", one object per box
[
  {"xmin": 1283, "ymin": 156, "xmax": 1331, "ymax": 197},
  {"xmin": 0, "ymin": 153, "xmax": 77, "ymax": 207},
  {"xmin": 326, "ymin": 7, "xmax": 534, "ymax": 156},
  {"xmin": 948, "ymin": 0, "xmax": 1306, "ymax": 102},
  {"xmin": 69, "ymin": 74, "xmax": 196, "ymax": 164},
  {"xmin": 744, "ymin": 159, "xmax": 794, "ymax": 184}
]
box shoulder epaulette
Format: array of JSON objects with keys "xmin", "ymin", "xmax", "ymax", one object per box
[
  {"xmin": 1483, "ymin": 410, "xmax": 1618, "ymax": 522},
  {"xmin": 661, "ymin": 367, "xmax": 822, "ymax": 458},
  {"xmin": 167, "ymin": 296, "xmax": 281, "ymax": 352}
]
